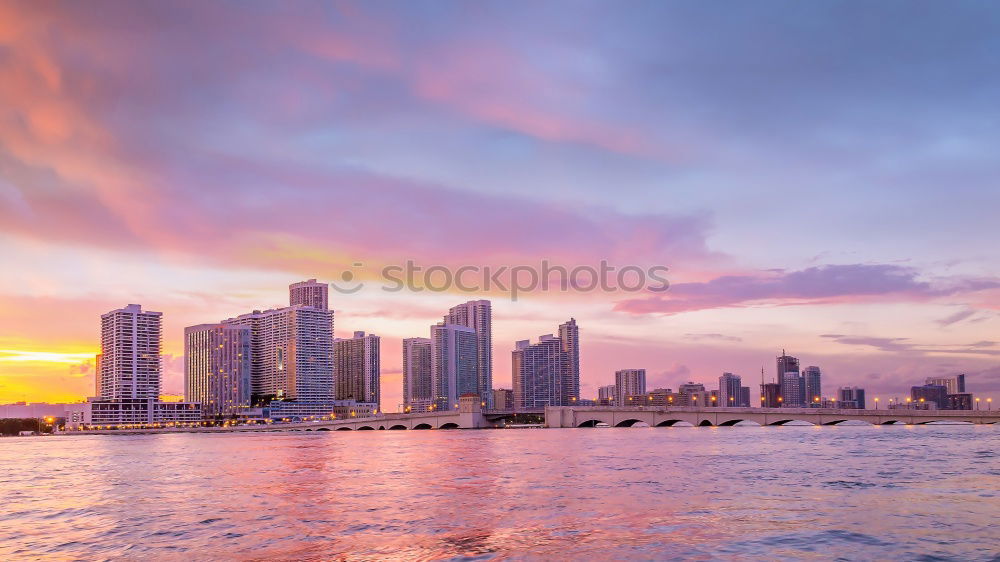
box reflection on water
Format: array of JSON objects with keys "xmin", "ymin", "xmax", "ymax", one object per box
[{"xmin": 1, "ymin": 425, "xmax": 997, "ymax": 560}]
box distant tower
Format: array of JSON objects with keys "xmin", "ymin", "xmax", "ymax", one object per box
[
  {"xmin": 511, "ymin": 319, "xmax": 580, "ymax": 408},
  {"xmin": 445, "ymin": 300, "xmax": 493, "ymax": 405},
  {"xmin": 803, "ymin": 366, "xmax": 822, "ymax": 406},
  {"xmin": 100, "ymin": 304, "xmax": 162, "ymax": 400},
  {"xmin": 184, "ymin": 323, "xmax": 252, "ymax": 417},
  {"xmin": 615, "ymin": 369, "xmax": 647, "ymax": 405},
  {"xmin": 777, "ymin": 350, "xmax": 803, "ymax": 406},
  {"xmin": 559, "ymin": 318, "xmax": 580, "ymax": 403},
  {"xmin": 402, "ymin": 338, "xmax": 433, "ymax": 409},
  {"xmin": 431, "ymin": 323, "xmax": 478, "ymax": 411},
  {"xmin": 289, "ymin": 279, "xmax": 329, "ymax": 310},
  {"xmin": 334, "ymin": 331, "xmax": 381, "ymax": 409},
  {"xmin": 718, "ymin": 372, "xmax": 743, "ymax": 407}
]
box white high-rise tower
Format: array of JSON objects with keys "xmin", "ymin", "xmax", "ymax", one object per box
[{"xmin": 99, "ymin": 304, "xmax": 162, "ymax": 400}]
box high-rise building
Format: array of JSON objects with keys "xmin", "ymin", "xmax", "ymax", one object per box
[
  {"xmin": 184, "ymin": 323, "xmax": 252, "ymax": 417},
  {"xmin": 558, "ymin": 319, "xmax": 580, "ymax": 404},
  {"xmin": 761, "ymin": 382, "xmax": 781, "ymax": 408},
  {"xmin": 776, "ymin": 351, "xmax": 800, "ymax": 381},
  {"xmin": 598, "ymin": 384, "xmax": 616, "ymax": 405},
  {"xmin": 776, "ymin": 351, "xmax": 803, "ymax": 406},
  {"xmin": 224, "ymin": 305, "xmax": 335, "ymax": 408},
  {"xmin": 402, "ymin": 338, "xmax": 432, "ymax": 411},
  {"xmin": 803, "ymin": 366, "xmax": 822, "ymax": 407},
  {"xmin": 334, "ymin": 331, "xmax": 380, "ymax": 409},
  {"xmin": 73, "ymin": 305, "xmax": 202, "ymax": 427},
  {"xmin": 837, "ymin": 386, "xmax": 866, "ymax": 409},
  {"xmin": 445, "ymin": 300, "xmax": 493, "ymax": 405},
  {"xmin": 431, "ymin": 323, "xmax": 478, "ymax": 411},
  {"xmin": 718, "ymin": 372, "xmax": 745, "ymax": 407},
  {"xmin": 780, "ymin": 371, "xmax": 804, "ymax": 407},
  {"xmin": 925, "ymin": 376, "xmax": 966, "ymax": 395},
  {"xmin": 289, "ymin": 279, "xmax": 329, "ymax": 310},
  {"xmin": 511, "ymin": 320, "xmax": 581, "ymax": 409},
  {"xmin": 911, "ymin": 384, "xmax": 948, "ymax": 409},
  {"xmin": 615, "ymin": 369, "xmax": 646, "ymax": 406},
  {"xmin": 739, "ymin": 386, "xmax": 751, "ymax": 408},
  {"xmin": 99, "ymin": 304, "xmax": 163, "ymax": 400}
]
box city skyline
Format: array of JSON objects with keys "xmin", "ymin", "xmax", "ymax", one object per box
[
  {"xmin": 2, "ymin": 4, "xmax": 998, "ymax": 560},
  {"xmin": 1, "ymin": 2, "xmax": 998, "ymax": 409},
  {"xmin": 1, "ymin": 282, "xmax": 993, "ymax": 409}
]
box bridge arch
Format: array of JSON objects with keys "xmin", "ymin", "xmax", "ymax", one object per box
[
  {"xmin": 697, "ymin": 420, "xmax": 714, "ymax": 427},
  {"xmin": 615, "ymin": 419, "xmax": 647, "ymax": 427},
  {"xmin": 357, "ymin": 426, "xmax": 375, "ymax": 430},
  {"xmin": 577, "ymin": 419, "xmax": 607, "ymax": 428},
  {"xmin": 388, "ymin": 424, "xmax": 407, "ymax": 430},
  {"xmin": 440, "ymin": 422, "xmax": 460, "ymax": 429},
  {"xmin": 317, "ymin": 427, "xmax": 331, "ymax": 431},
  {"xmin": 767, "ymin": 419, "xmax": 817, "ymax": 426},
  {"xmin": 378, "ymin": 425, "xmax": 385, "ymax": 430},
  {"xmin": 413, "ymin": 423, "xmax": 432, "ymax": 430},
  {"xmin": 336, "ymin": 427, "xmax": 352, "ymax": 431},
  {"xmin": 655, "ymin": 419, "xmax": 694, "ymax": 427}
]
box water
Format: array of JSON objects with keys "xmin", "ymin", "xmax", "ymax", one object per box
[{"xmin": 1, "ymin": 425, "xmax": 997, "ymax": 560}]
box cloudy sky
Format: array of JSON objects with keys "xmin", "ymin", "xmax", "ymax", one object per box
[{"xmin": 1, "ymin": 1, "xmax": 998, "ymax": 407}]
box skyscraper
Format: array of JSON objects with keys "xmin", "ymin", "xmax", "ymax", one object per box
[
  {"xmin": 511, "ymin": 320, "xmax": 581, "ymax": 409},
  {"xmin": 718, "ymin": 372, "xmax": 743, "ymax": 407},
  {"xmin": 445, "ymin": 300, "xmax": 493, "ymax": 405},
  {"xmin": 780, "ymin": 372, "xmax": 803, "ymax": 407},
  {"xmin": 77, "ymin": 305, "xmax": 201, "ymax": 427},
  {"xmin": 334, "ymin": 331, "xmax": 381, "ymax": 409},
  {"xmin": 803, "ymin": 366, "xmax": 822, "ymax": 406},
  {"xmin": 184, "ymin": 323, "xmax": 252, "ymax": 417},
  {"xmin": 431, "ymin": 323, "xmax": 478, "ymax": 411},
  {"xmin": 615, "ymin": 369, "xmax": 646, "ymax": 406},
  {"xmin": 777, "ymin": 351, "xmax": 803, "ymax": 407},
  {"xmin": 99, "ymin": 304, "xmax": 163, "ymax": 400},
  {"xmin": 776, "ymin": 351, "xmax": 800, "ymax": 380},
  {"xmin": 289, "ymin": 279, "xmax": 329, "ymax": 310},
  {"xmin": 224, "ymin": 304, "xmax": 335, "ymax": 409},
  {"xmin": 559, "ymin": 319, "xmax": 580, "ymax": 403},
  {"xmin": 402, "ymin": 337, "xmax": 432, "ymax": 411}
]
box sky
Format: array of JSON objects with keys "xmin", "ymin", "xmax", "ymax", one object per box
[{"xmin": 1, "ymin": 1, "xmax": 998, "ymax": 408}]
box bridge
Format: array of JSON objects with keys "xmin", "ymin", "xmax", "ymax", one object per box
[
  {"xmin": 544, "ymin": 405, "xmax": 1000, "ymax": 427},
  {"xmin": 65, "ymin": 404, "xmax": 999, "ymax": 435}
]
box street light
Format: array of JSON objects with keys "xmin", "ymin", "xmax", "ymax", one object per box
[
  {"xmin": 874, "ymin": 397, "xmax": 879, "ymax": 410},
  {"xmin": 976, "ymin": 397, "xmax": 980, "ymax": 410}
]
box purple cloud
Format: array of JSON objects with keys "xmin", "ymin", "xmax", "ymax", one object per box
[{"xmin": 615, "ymin": 264, "xmax": 999, "ymax": 315}]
